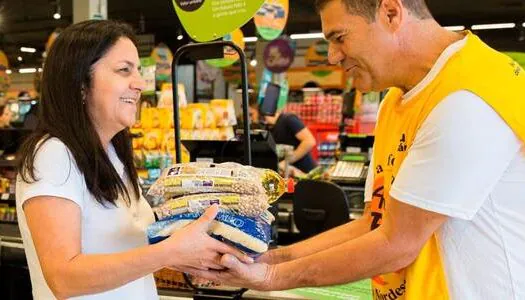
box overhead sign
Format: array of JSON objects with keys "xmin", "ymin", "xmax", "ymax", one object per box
[
  {"xmin": 172, "ymin": 0, "xmax": 264, "ymax": 42},
  {"xmin": 151, "ymin": 43, "xmax": 173, "ymax": 85},
  {"xmin": 305, "ymin": 39, "xmax": 329, "ymax": 67},
  {"xmin": 254, "ymin": 0, "xmax": 289, "ymax": 41},
  {"xmin": 206, "ymin": 28, "xmax": 245, "ymax": 68},
  {"xmin": 263, "ymin": 37, "xmax": 294, "ymax": 73}
]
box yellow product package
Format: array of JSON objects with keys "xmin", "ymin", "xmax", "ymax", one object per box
[
  {"xmin": 187, "ymin": 103, "xmax": 216, "ymax": 129},
  {"xmin": 180, "ymin": 106, "xmax": 203, "ymax": 129},
  {"xmin": 210, "ymin": 99, "xmax": 237, "ymax": 127},
  {"xmin": 154, "ymin": 193, "xmax": 269, "ymax": 219}
]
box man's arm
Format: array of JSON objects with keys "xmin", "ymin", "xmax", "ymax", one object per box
[
  {"xmin": 259, "ymin": 203, "xmax": 372, "ymax": 264},
  {"xmin": 288, "ymin": 127, "xmax": 316, "ymax": 164},
  {"xmin": 194, "ymin": 198, "xmax": 447, "ymax": 291},
  {"xmin": 268, "ymin": 198, "xmax": 447, "ymax": 290}
]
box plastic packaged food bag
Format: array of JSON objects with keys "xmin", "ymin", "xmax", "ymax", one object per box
[
  {"xmin": 154, "ymin": 193, "xmax": 269, "ymax": 219},
  {"xmin": 147, "ymin": 162, "xmax": 285, "ymax": 206},
  {"xmin": 147, "ymin": 209, "xmax": 273, "ymax": 256}
]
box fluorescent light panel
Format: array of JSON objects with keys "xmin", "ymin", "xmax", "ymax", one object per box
[
  {"xmin": 19, "ymin": 68, "xmax": 37, "ymax": 74},
  {"xmin": 243, "ymin": 36, "xmax": 258, "ymax": 42},
  {"xmin": 444, "ymin": 26, "xmax": 465, "ymax": 31},
  {"xmin": 471, "ymin": 23, "xmax": 516, "ymax": 30},
  {"xmin": 20, "ymin": 47, "xmax": 36, "ymax": 53},
  {"xmin": 290, "ymin": 32, "xmax": 324, "ymax": 40}
]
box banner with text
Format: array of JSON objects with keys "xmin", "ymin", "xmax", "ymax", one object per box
[{"xmin": 172, "ymin": 0, "xmax": 264, "ymax": 42}]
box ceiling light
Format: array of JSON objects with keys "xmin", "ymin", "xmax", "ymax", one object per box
[
  {"xmin": 443, "ymin": 26, "xmax": 465, "ymax": 31},
  {"xmin": 290, "ymin": 33, "xmax": 324, "ymax": 40},
  {"xmin": 6, "ymin": 69, "xmax": 11, "ymax": 74},
  {"xmin": 177, "ymin": 34, "xmax": 183, "ymax": 40},
  {"xmin": 19, "ymin": 68, "xmax": 37, "ymax": 74},
  {"xmin": 522, "ymin": 22, "xmax": 525, "ymax": 27},
  {"xmin": 243, "ymin": 36, "xmax": 258, "ymax": 43},
  {"xmin": 54, "ymin": 0, "xmax": 62, "ymax": 20},
  {"xmin": 20, "ymin": 47, "xmax": 36, "ymax": 53},
  {"xmin": 471, "ymin": 23, "xmax": 516, "ymax": 30},
  {"xmin": 17, "ymin": 56, "xmax": 22, "ymax": 61},
  {"xmin": 250, "ymin": 59, "xmax": 257, "ymax": 67}
]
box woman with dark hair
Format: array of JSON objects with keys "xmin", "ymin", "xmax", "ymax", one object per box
[{"xmin": 16, "ymin": 20, "xmax": 252, "ymax": 300}]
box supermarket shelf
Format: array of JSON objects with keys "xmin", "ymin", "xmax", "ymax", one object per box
[
  {"xmin": 0, "ymin": 158, "xmax": 19, "ymax": 168},
  {"xmin": 0, "ymin": 193, "xmax": 16, "ymax": 202},
  {"xmin": 0, "ymin": 220, "xmax": 17, "ymax": 225}
]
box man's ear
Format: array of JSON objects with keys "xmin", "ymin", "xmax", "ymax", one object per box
[{"xmin": 376, "ymin": 0, "xmax": 403, "ymax": 32}]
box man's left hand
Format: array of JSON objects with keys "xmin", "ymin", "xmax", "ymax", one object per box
[{"xmin": 188, "ymin": 254, "xmax": 275, "ymax": 291}]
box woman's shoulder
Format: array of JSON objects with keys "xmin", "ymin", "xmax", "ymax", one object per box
[{"xmin": 34, "ymin": 136, "xmax": 75, "ymax": 165}]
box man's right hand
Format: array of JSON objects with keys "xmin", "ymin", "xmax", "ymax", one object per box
[{"xmin": 256, "ymin": 247, "xmax": 290, "ymax": 265}]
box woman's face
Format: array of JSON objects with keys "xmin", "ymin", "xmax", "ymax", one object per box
[{"xmin": 86, "ymin": 37, "xmax": 145, "ymax": 141}]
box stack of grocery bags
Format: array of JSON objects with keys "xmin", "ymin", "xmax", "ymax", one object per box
[{"xmin": 146, "ymin": 162, "xmax": 286, "ymax": 256}]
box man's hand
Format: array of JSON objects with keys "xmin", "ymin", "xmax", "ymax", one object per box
[{"xmin": 189, "ymin": 254, "xmax": 275, "ymax": 291}]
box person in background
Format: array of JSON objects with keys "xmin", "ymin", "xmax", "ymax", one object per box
[
  {"xmin": 264, "ymin": 110, "xmax": 317, "ymax": 175},
  {"xmin": 16, "ymin": 20, "xmax": 252, "ymax": 300},
  {"xmin": 187, "ymin": 0, "xmax": 525, "ymax": 298},
  {"xmin": 18, "ymin": 90, "xmax": 31, "ymax": 100},
  {"xmin": 0, "ymin": 104, "xmax": 12, "ymax": 128}
]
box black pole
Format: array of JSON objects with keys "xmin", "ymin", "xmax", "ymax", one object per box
[{"xmin": 171, "ymin": 48, "xmax": 183, "ymax": 163}]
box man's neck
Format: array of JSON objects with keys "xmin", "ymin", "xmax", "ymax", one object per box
[{"xmin": 395, "ymin": 20, "xmax": 465, "ymax": 93}]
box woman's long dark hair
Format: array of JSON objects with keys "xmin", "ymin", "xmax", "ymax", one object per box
[{"xmin": 18, "ymin": 20, "xmax": 140, "ymax": 206}]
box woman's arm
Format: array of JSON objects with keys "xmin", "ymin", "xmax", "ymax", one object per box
[{"xmin": 24, "ymin": 197, "xmax": 251, "ymax": 299}]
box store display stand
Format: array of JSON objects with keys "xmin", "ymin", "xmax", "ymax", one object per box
[
  {"xmin": 172, "ymin": 40, "xmax": 252, "ymax": 165},
  {"xmin": 171, "ymin": 41, "xmax": 251, "ymax": 299}
]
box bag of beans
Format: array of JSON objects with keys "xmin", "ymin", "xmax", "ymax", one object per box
[{"xmin": 147, "ymin": 162, "xmax": 285, "ymax": 206}]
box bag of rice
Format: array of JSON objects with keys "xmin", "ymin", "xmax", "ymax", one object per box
[{"xmin": 147, "ymin": 209, "xmax": 273, "ymax": 256}]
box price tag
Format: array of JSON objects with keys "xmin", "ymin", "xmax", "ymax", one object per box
[{"xmin": 1, "ymin": 193, "xmax": 9, "ymax": 200}]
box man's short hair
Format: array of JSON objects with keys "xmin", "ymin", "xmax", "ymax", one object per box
[{"xmin": 315, "ymin": 0, "xmax": 432, "ymax": 21}]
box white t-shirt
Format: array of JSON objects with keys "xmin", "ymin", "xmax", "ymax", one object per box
[
  {"xmin": 365, "ymin": 36, "xmax": 525, "ymax": 299},
  {"xmin": 16, "ymin": 138, "xmax": 158, "ymax": 300}
]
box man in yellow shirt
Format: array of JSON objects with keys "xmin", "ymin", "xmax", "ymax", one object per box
[{"xmin": 192, "ymin": 1, "xmax": 525, "ymax": 298}]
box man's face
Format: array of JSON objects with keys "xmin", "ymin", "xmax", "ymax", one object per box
[{"xmin": 320, "ymin": 0, "xmax": 396, "ymax": 92}]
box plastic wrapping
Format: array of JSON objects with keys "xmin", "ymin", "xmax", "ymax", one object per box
[
  {"xmin": 147, "ymin": 162, "xmax": 285, "ymax": 206},
  {"xmin": 147, "ymin": 209, "xmax": 272, "ymax": 256},
  {"xmin": 154, "ymin": 193, "xmax": 269, "ymax": 219}
]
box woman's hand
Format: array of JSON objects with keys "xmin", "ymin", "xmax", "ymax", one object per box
[{"xmin": 161, "ymin": 205, "xmax": 254, "ymax": 273}]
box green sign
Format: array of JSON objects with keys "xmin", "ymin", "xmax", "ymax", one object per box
[
  {"xmin": 206, "ymin": 29, "xmax": 245, "ymax": 68},
  {"xmin": 172, "ymin": 0, "xmax": 265, "ymax": 42},
  {"xmin": 504, "ymin": 52, "xmax": 525, "ymax": 68},
  {"xmin": 289, "ymin": 279, "xmax": 372, "ymax": 300},
  {"xmin": 254, "ymin": 0, "xmax": 289, "ymax": 41}
]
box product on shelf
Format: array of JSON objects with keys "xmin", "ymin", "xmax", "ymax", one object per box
[
  {"xmin": 131, "ymin": 109, "xmax": 190, "ymax": 186},
  {"xmin": 0, "ymin": 205, "xmax": 16, "ymax": 222},
  {"xmin": 284, "ymin": 94, "xmax": 343, "ymax": 125},
  {"xmin": 210, "ymin": 99, "xmax": 237, "ymax": 127}
]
